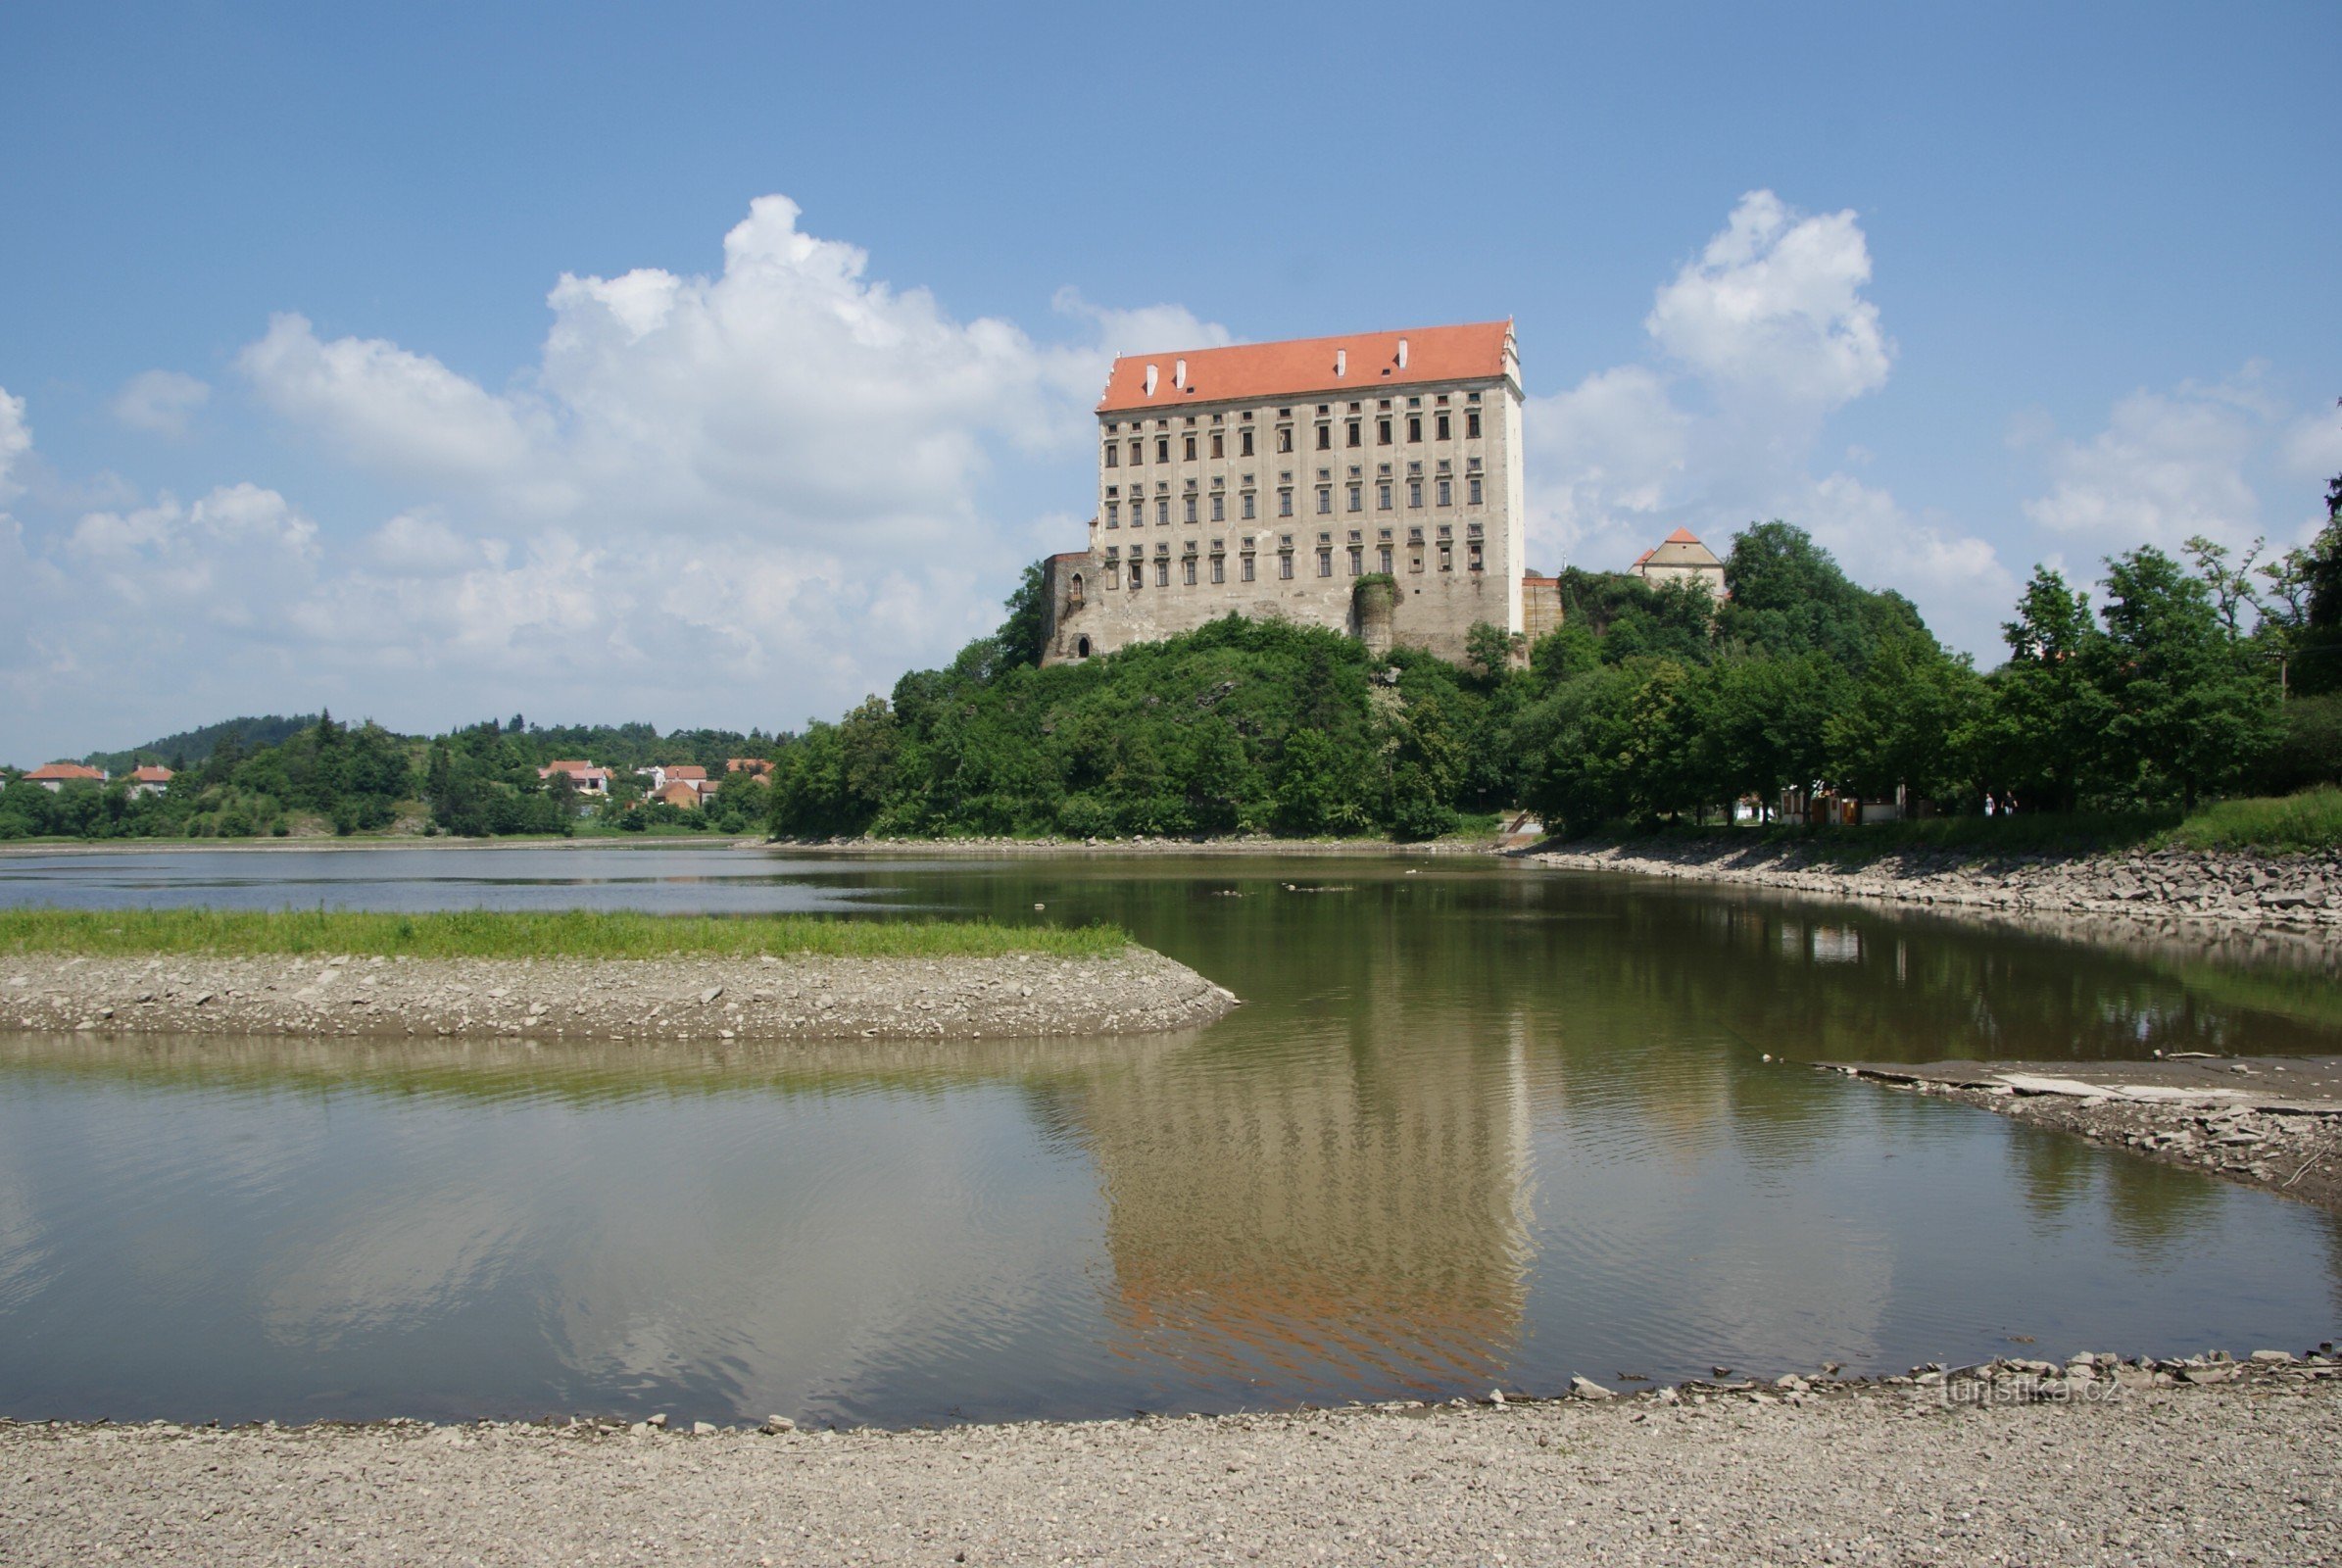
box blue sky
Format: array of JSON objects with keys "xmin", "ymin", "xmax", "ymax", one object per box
[{"xmin": 2, "ymin": 1, "xmax": 2336, "ymax": 764}]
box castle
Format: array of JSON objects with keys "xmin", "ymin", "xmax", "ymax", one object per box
[{"xmin": 1040, "ymin": 322, "xmax": 1537, "ymax": 664}]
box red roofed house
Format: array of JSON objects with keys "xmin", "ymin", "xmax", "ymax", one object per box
[
  {"xmin": 652, "ymin": 780, "xmax": 703, "ymax": 810},
  {"xmin": 724, "ymin": 758, "xmax": 773, "ymax": 780},
  {"xmin": 537, "ymin": 760, "xmax": 610, "ymax": 797},
  {"xmin": 1629, "ymin": 528, "xmax": 1727, "ymax": 597},
  {"xmin": 127, "ymin": 764, "xmax": 174, "ymax": 798},
  {"xmin": 24, "ymin": 762, "xmax": 106, "ymax": 793},
  {"xmin": 1041, "ymin": 321, "xmax": 1526, "ymax": 666}
]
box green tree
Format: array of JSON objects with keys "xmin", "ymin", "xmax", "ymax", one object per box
[
  {"xmin": 1976, "ymin": 566, "xmax": 2113, "ymax": 813},
  {"xmin": 2092, "ymin": 547, "xmax": 2280, "ymax": 807},
  {"xmin": 998, "ymin": 562, "xmax": 1049, "ymax": 668}
]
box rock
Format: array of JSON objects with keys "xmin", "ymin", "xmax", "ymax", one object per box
[
  {"xmin": 692, "ymin": 1421, "xmax": 717, "ymax": 1436},
  {"xmin": 2250, "ymin": 1349, "xmax": 2297, "ymax": 1364},
  {"xmin": 1569, "ymin": 1377, "xmax": 1615, "ymax": 1400},
  {"xmin": 1488, "ymin": 1388, "xmax": 1505, "ymax": 1405},
  {"xmin": 760, "ymin": 1415, "xmax": 797, "ymax": 1435},
  {"xmin": 646, "ymin": 1412, "xmax": 667, "ymax": 1429},
  {"xmin": 700, "ymin": 987, "xmax": 723, "ymax": 1004}
]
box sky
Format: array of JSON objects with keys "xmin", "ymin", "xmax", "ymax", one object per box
[{"xmin": 2, "ymin": 1, "xmax": 2337, "ymax": 765}]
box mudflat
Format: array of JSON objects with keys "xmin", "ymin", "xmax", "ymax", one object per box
[{"xmin": 6, "ymin": 1374, "xmax": 2336, "ymax": 1566}]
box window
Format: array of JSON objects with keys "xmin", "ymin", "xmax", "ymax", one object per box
[
  {"xmin": 1103, "ymin": 441, "xmax": 1118, "ymax": 467},
  {"xmin": 1377, "ymin": 417, "xmax": 1391, "ymax": 445},
  {"xmin": 1439, "ymin": 544, "xmax": 1453, "ymax": 572},
  {"xmin": 1408, "ymin": 478, "xmax": 1423, "ymax": 508},
  {"xmin": 1317, "ymin": 549, "xmax": 1333, "ymax": 577},
  {"xmin": 1105, "ymin": 501, "xmax": 1119, "ymax": 527},
  {"xmin": 1279, "ymin": 552, "xmax": 1294, "ymax": 580},
  {"xmin": 1346, "ymin": 484, "xmax": 1362, "ymax": 513},
  {"xmin": 1346, "ymin": 419, "xmax": 1362, "ymax": 448},
  {"xmin": 1128, "ymin": 440, "xmax": 1142, "ymax": 466},
  {"xmin": 1278, "ymin": 488, "xmax": 1293, "ymax": 517},
  {"xmin": 1184, "ymin": 435, "xmax": 1196, "ymax": 461},
  {"xmin": 1277, "ymin": 426, "xmax": 1293, "ymax": 453},
  {"xmin": 1130, "ymin": 561, "xmax": 1144, "ymax": 591},
  {"xmin": 1184, "ymin": 495, "xmax": 1197, "ymax": 524},
  {"xmin": 1155, "ymin": 558, "xmax": 1169, "ymax": 587},
  {"xmin": 1435, "ymin": 414, "xmax": 1450, "ymax": 440},
  {"xmin": 1379, "ymin": 545, "xmax": 1393, "ymax": 572},
  {"xmin": 1437, "ymin": 479, "xmax": 1452, "ymax": 507},
  {"xmin": 1183, "ymin": 558, "xmax": 1196, "ymax": 585},
  {"xmin": 1241, "ymin": 429, "xmax": 1254, "ymax": 457},
  {"xmin": 1407, "ymin": 415, "xmax": 1422, "ymax": 442},
  {"xmin": 1468, "ymin": 476, "xmax": 1484, "ymax": 506},
  {"xmin": 1315, "ymin": 486, "xmax": 1332, "ymax": 514},
  {"xmin": 1315, "ymin": 424, "xmax": 1332, "ymax": 451},
  {"xmin": 1068, "ymin": 572, "xmax": 1084, "ymax": 608},
  {"xmin": 1242, "ymin": 492, "xmax": 1256, "ymax": 520},
  {"xmin": 1210, "ymin": 431, "xmax": 1224, "ymax": 459},
  {"xmin": 1242, "ymin": 553, "xmax": 1256, "ymax": 582},
  {"xmin": 1157, "ymin": 437, "xmax": 1170, "ymax": 463},
  {"xmin": 1466, "ymin": 409, "xmax": 1482, "ymax": 438},
  {"xmin": 1409, "ymin": 551, "xmax": 1425, "ymax": 573},
  {"xmin": 1211, "ymin": 494, "xmax": 1224, "ymax": 522},
  {"xmin": 1157, "ymin": 497, "xmax": 1171, "ymax": 525},
  {"xmin": 1377, "ymin": 481, "xmax": 1392, "ymax": 511},
  {"xmin": 1348, "ymin": 546, "xmax": 1364, "ymax": 575},
  {"xmin": 1468, "ymin": 542, "xmax": 1484, "ymax": 571},
  {"xmin": 1211, "ymin": 556, "xmax": 1225, "ymax": 584}
]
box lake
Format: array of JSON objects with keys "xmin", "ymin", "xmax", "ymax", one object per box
[{"xmin": 1, "ymin": 843, "xmax": 2336, "ymax": 1427}]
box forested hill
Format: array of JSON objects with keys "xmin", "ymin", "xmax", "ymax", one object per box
[
  {"xmin": 768, "ymin": 515, "xmax": 2337, "ymax": 842},
  {"xmin": 88, "ymin": 713, "xmax": 319, "ymax": 772}
]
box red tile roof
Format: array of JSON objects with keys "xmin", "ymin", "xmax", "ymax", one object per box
[
  {"xmin": 129, "ymin": 765, "xmax": 173, "ymax": 783},
  {"xmin": 1664, "ymin": 527, "xmax": 1703, "ymax": 544},
  {"xmin": 1097, "ymin": 321, "xmax": 1513, "ymax": 414},
  {"xmin": 25, "ymin": 762, "xmax": 105, "ymax": 782},
  {"xmin": 662, "ymin": 765, "xmax": 707, "ymax": 781}
]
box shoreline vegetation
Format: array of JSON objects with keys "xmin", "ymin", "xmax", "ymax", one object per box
[
  {"xmin": 7, "ymin": 1370, "xmax": 2337, "ymax": 1565},
  {"xmin": 0, "ymin": 907, "xmax": 1128, "ymax": 961},
  {"xmin": 0, "ymin": 910, "xmax": 1239, "ymax": 1042}
]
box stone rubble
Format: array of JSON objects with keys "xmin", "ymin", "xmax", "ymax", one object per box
[
  {"xmin": 1524, "ymin": 839, "xmax": 2342, "ymax": 930},
  {"xmin": 0, "ymin": 949, "xmax": 1241, "ymax": 1043}
]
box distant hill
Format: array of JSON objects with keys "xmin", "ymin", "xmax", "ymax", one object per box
[{"xmin": 86, "ymin": 714, "xmax": 320, "ymax": 772}]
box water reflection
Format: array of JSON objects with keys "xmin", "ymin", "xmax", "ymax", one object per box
[{"xmin": 0, "ymin": 850, "xmax": 2338, "ymax": 1425}]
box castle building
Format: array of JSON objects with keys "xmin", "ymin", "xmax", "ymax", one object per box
[
  {"xmin": 1041, "ymin": 321, "xmax": 1529, "ymax": 664},
  {"xmin": 1628, "ymin": 527, "xmax": 1727, "ymax": 596}
]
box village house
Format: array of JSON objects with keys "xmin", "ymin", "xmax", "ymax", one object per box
[
  {"xmin": 24, "ymin": 762, "xmax": 106, "ymax": 792},
  {"xmin": 651, "ymin": 780, "xmax": 704, "ymax": 810},
  {"xmin": 126, "ymin": 764, "xmax": 173, "ymax": 798},
  {"xmin": 537, "ymin": 760, "xmax": 611, "ymax": 797},
  {"xmin": 725, "ymin": 758, "xmax": 773, "ymax": 781}
]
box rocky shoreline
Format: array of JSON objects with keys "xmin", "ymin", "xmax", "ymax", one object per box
[
  {"xmin": 7, "ymin": 1359, "xmax": 2336, "ymax": 1565},
  {"xmin": 1820, "ymin": 1056, "xmax": 2342, "ymax": 1211},
  {"xmin": 772, "ymin": 833, "xmax": 1499, "ymax": 857},
  {"xmin": 1523, "ymin": 838, "xmax": 2342, "ymax": 931},
  {"xmin": 0, "ymin": 948, "xmax": 1240, "ymax": 1042}
]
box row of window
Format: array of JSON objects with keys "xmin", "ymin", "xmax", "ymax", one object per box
[
  {"xmin": 1100, "ymin": 540, "xmax": 1485, "ymax": 588},
  {"xmin": 1101, "ymin": 475, "xmax": 1485, "ymax": 527},
  {"xmin": 1105, "ymin": 407, "xmax": 1486, "ymax": 467}
]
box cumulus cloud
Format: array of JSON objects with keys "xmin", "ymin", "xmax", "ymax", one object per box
[
  {"xmin": 0, "ymin": 386, "xmax": 28, "ymax": 498},
  {"xmin": 1522, "ymin": 189, "xmax": 2008, "ymax": 653},
  {"xmin": 2019, "ymin": 369, "xmax": 2333, "ymax": 554},
  {"xmin": 109, "ymin": 369, "xmax": 213, "ymax": 438},
  {"xmin": 1645, "ymin": 190, "xmax": 1892, "ymax": 412}
]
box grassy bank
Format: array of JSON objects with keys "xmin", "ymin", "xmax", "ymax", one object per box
[
  {"xmin": 0, "ymin": 908, "xmax": 1129, "ymax": 961},
  {"xmin": 1558, "ymin": 787, "xmax": 2342, "ymax": 862}
]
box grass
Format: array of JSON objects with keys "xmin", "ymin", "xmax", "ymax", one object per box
[
  {"xmin": 0, "ymin": 907, "xmax": 1130, "ymax": 961},
  {"xmin": 1564, "ymin": 787, "xmax": 2342, "ymax": 861},
  {"xmin": 2162, "ymin": 786, "xmax": 2342, "ymax": 855}
]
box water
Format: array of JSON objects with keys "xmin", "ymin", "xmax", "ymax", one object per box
[{"xmin": 1, "ymin": 844, "xmax": 2336, "ymax": 1426}]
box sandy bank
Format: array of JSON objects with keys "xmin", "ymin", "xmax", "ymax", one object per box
[
  {"xmin": 7, "ymin": 1364, "xmax": 2336, "ymax": 1566},
  {"xmin": 1820, "ymin": 1055, "xmax": 2342, "ymax": 1211},
  {"xmin": 1524, "ymin": 839, "xmax": 2342, "ymax": 933},
  {"xmin": 0, "ymin": 948, "xmax": 1239, "ymax": 1042}
]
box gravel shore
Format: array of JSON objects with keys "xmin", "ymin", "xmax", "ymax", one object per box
[
  {"xmin": 0, "ymin": 948, "xmax": 1239, "ymax": 1042},
  {"xmin": 1523, "ymin": 839, "xmax": 2342, "ymax": 931},
  {"xmin": 7, "ymin": 1363, "xmax": 2337, "ymax": 1566},
  {"xmin": 1820, "ymin": 1056, "xmax": 2342, "ymax": 1211}
]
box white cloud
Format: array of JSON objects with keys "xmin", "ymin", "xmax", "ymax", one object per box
[
  {"xmin": 1645, "ymin": 190, "xmax": 1892, "ymax": 413},
  {"xmin": 109, "ymin": 369, "xmax": 212, "ymax": 438},
  {"xmin": 1521, "ymin": 190, "xmax": 2007, "ymax": 654},
  {"xmin": 2020, "ymin": 369, "xmax": 2329, "ymax": 553},
  {"xmin": 0, "ymin": 386, "xmax": 28, "ymax": 498}
]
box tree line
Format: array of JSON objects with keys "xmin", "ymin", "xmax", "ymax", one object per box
[
  {"xmin": 1, "ymin": 714, "xmax": 784, "ymax": 841},
  {"xmin": 769, "ymin": 483, "xmax": 2342, "ymax": 842}
]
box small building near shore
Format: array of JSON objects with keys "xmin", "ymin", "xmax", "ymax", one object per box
[
  {"xmin": 539, "ymin": 760, "xmax": 610, "ymax": 796},
  {"xmin": 24, "ymin": 762, "xmax": 106, "ymax": 793},
  {"xmin": 126, "ymin": 764, "xmax": 173, "ymax": 798},
  {"xmin": 1629, "ymin": 528, "xmax": 1726, "ymax": 596}
]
